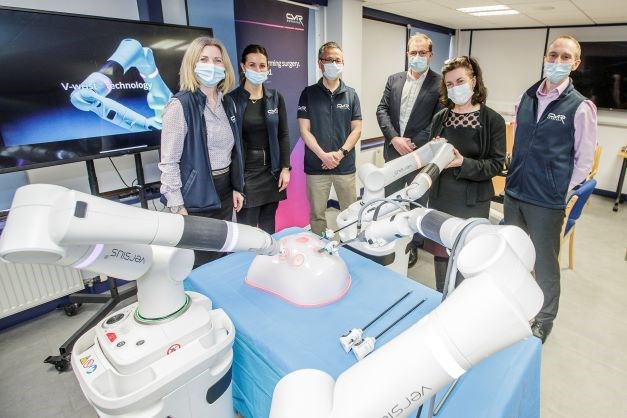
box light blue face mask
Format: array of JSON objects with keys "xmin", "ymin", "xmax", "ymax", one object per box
[
  {"xmin": 195, "ymin": 63, "xmax": 226, "ymax": 87},
  {"xmin": 544, "ymin": 62, "xmax": 572, "ymax": 84},
  {"xmin": 245, "ymin": 69, "xmax": 268, "ymax": 86},
  {"xmin": 323, "ymin": 62, "xmax": 343, "ymax": 80},
  {"xmin": 409, "ymin": 56, "xmax": 429, "ymax": 73},
  {"xmin": 447, "ymin": 83, "xmax": 474, "ymax": 106}
]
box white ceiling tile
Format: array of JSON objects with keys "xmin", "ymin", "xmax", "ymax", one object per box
[
  {"xmin": 363, "ymin": 0, "xmax": 625, "ymax": 29},
  {"xmin": 477, "ymin": 14, "xmax": 547, "ymax": 27},
  {"xmin": 513, "ymin": 1, "xmax": 586, "ymax": 14},
  {"xmin": 384, "ymin": 2, "xmax": 455, "ymax": 14},
  {"xmin": 428, "ymin": 0, "xmax": 503, "ymax": 7},
  {"xmin": 592, "ymin": 17, "xmax": 627, "ymax": 24},
  {"xmin": 571, "ymin": 0, "xmax": 627, "ymax": 12},
  {"xmin": 503, "ymin": 0, "xmax": 565, "ymax": 4},
  {"xmin": 364, "ymin": 1, "xmax": 421, "ymax": 6},
  {"xmin": 535, "ymin": 16, "xmax": 597, "ymax": 25}
]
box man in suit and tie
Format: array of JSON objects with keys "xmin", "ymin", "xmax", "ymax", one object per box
[
  {"xmin": 376, "ymin": 33, "xmax": 443, "ymax": 266},
  {"xmin": 376, "ymin": 33, "xmax": 443, "ymax": 196}
]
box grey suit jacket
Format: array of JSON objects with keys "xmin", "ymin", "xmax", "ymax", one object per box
[{"xmin": 376, "ymin": 69, "xmax": 442, "ymax": 161}]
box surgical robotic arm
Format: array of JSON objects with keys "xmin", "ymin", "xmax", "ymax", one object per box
[
  {"xmin": 335, "ymin": 139, "xmax": 453, "ymax": 244},
  {"xmin": 332, "ymin": 139, "xmax": 454, "ymax": 274},
  {"xmin": 0, "ymin": 184, "xmax": 279, "ymax": 320},
  {"xmin": 0, "ymin": 184, "xmax": 281, "ymax": 417},
  {"xmin": 270, "ymin": 207, "xmax": 543, "ymax": 418},
  {"xmin": 70, "ymin": 39, "xmax": 172, "ymax": 132}
]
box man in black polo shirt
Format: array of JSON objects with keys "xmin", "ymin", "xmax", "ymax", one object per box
[{"xmin": 297, "ymin": 41, "xmax": 362, "ymax": 235}]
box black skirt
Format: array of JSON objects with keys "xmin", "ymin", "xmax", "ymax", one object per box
[{"xmin": 243, "ymin": 148, "xmax": 286, "ymax": 208}]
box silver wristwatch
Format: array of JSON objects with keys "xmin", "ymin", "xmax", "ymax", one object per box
[{"xmin": 169, "ymin": 205, "xmax": 184, "ymax": 214}]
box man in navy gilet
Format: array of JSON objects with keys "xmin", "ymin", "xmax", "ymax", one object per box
[{"xmin": 504, "ymin": 36, "xmax": 597, "ymax": 343}]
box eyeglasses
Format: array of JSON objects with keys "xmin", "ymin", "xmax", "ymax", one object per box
[
  {"xmin": 408, "ymin": 50, "xmax": 431, "ymax": 57},
  {"xmin": 320, "ymin": 57, "xmax": 343, "ymax": 64}
]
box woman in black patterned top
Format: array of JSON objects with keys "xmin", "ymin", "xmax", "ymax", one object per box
[
  {"xmin": 228, "ymin": 44, "xmax": 291, "ymax": 234},
  {"xmin": 427, "ymin": 56, "xmax": 506, "ymax": 291}
]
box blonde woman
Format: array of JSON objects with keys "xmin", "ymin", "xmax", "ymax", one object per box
[{"xmin": 159, "ymin": 37, "xmax": 244, "ymax": 266}]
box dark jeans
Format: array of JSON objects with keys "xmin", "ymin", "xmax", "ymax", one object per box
[
  {"xmin": 503, "ymin": 194, "xmax": 565, "ymax": 326},
  {"xmin": 191, "ymin": 171, "xmax": 234, "ymax": 268},
  {"xmin": 238, "ymin": 201, "xmax": 279, "ymax": 234}
]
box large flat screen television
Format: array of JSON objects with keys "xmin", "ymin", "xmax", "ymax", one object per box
[
  {"xmin": 0, "ymin": 7, "xmax": 212, "ymax": 173},
  {"xmin": 571, "ymin": 41, "xmax": 627, "ymax": 111}
]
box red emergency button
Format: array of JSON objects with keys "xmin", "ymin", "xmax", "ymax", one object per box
[{"xmin": 106, "ymin": 332, "xmax": 117, "ymax": 342}]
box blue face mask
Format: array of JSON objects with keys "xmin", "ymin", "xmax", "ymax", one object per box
[
  {"xmin": 409, "ymin": 56, "xmax": 429, "ymax": 73},
  {"xmin": 195, "ymin": 63, "xmax": 226, "ymax": 87},
  {"xmin": 544, "ymin": 62, "xmax": 572, "ymax": 84},
  {"xmin": 245, "ymin": 69, "xmax": 268, "ymax": 85}
]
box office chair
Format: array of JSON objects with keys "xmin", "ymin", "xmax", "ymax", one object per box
[
  {"xmin": 588, "ymin": 144, "xmax": 602, "ymax": 180},
  {"xmin": 561, "ymin": 178, "xmax": 597, "ymax": 269}
]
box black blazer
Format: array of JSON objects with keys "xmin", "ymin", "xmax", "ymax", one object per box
[
  {"xmin": 428, "ymin": 105, "xmax": 506, "ymax": 206},
  {"xmin": 376, "ymin": 69, "xmax": 442, "ymax": 161}
]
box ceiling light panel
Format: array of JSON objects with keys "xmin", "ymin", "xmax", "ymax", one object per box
[
  {"xmin": 471, "ymin": 9, "xmax": 520, "ymax": 16},
  {"xmin": 457, "ymin": 5, "xmax": 511, "ymax": 13}
]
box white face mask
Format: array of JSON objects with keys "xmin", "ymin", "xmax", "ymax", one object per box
[
  {"xmin": 323, "ymin": 62, "xmax": 343, "ymax": 80},
  {"xmin": 447, "ymin": 83, "xmax": 474, "ymax": 106}
]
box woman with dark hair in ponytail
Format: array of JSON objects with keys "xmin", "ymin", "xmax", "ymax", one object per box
[
  {"xmin": 227, "ymin": 44, "xmax": 291, "ymax": 233},
  {"xmin": 427, "ymin": 56, "xmax": 506, "ymax": 291}
]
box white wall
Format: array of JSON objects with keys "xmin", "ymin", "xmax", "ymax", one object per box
[
  {"xmin": 461, "ymin": 26, "xmax": 627, "ymax": 194},
  {"xmin": 471, "ymin": 28, "xmax": 547, "ymax": 114},
  {"xmin": 455, "ymin": 29, "xmax": 471, "ymax": 57},
  {"xmin": 361, "ymin": 18, "xmax": 406, "ymax": 140}
]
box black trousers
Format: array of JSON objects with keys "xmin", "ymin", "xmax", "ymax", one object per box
[
  {"xmin": 191, "ymin": 171, "xmax": 234, "ymax": 268},
  {"xmin": 237, "ymin": 201, "xmax": 279, "ymax": 234},
  {"xmin": 503, "ymin": 194, "xmax": 565, "ymax": 326}
]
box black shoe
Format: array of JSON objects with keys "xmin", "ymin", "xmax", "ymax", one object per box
[
  {"xmin": 407, "ymin": 246, "xmax": 418, "ymax": 268},
  {"xmin": 531, "ymin": 321, "xmax": 552, "ymax": 344}
]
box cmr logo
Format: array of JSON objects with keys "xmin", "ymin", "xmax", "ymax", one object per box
[
  {"xmin": 336, "ymin": 103, "xmax": 350, "ymax": 110},
  {"xmin": 381, "ymin": 386, "xmax": 433, "ymax": 418},
  {"xmin": 547, "ymin": 112, "xmax": 566, "ymax": 124},
  {"xmin": 286, "ymin": 13, "xmax": 304, "ymax": 26}
]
